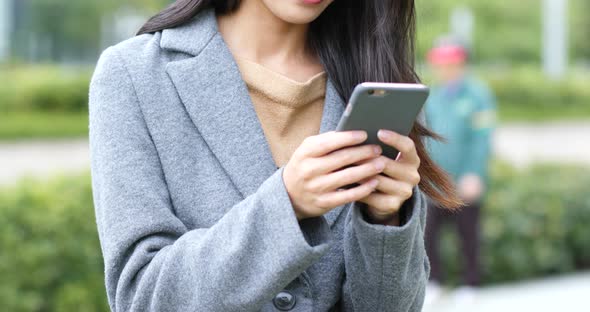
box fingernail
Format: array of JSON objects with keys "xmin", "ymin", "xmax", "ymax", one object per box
[
  {"xmin": 374, "ymin": 159, "xmax": 385, "ymax": 171},
  {"xmin": 354, "ymin": 131, "xmax": 366, "ymax": 140},
  {"xmin": 370, "ymin": 179, "xmax": 379, "ymax": 188},
  {"xmin": 378, "ymin": 129, "xmax": 392, "ymax": 139},
  {"xmin": 373, "ymin": 145, "xmax": 382, "ymax": 154}
]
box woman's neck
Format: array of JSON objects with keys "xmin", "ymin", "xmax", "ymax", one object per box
[{"xmin": 216, "ymin": 0, "xmax": 323, "ymax": 81}]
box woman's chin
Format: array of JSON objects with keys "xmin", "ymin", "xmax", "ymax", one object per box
[{"xmin": 263, "ymin": 0, "xmax": 333, "ymax": 25}]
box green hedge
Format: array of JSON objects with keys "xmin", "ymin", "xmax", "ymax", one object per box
[
  {"xmin": 484, "ymin": 68, "xmax": 590, "ymax": 121},
  {"xmin": 0, "ymin": 173, "xmax": 108, "ymax": 312},
  {"xmin": 417, "ymin": 66, "xmax": 590, "ymax": 121},
  {"xmin": 439, "ymin": 163, "xmax": 590, "ymax": 286},
  {"xmin": 0, "ymin": 66, "xmax": 91, "ymax": 113},
  {"xmin": 11, "ymin": 0, "xmax": 590, "ymax": 64},
  {"xmin": 416, "ymin": 0, "xmax": 590, "ymax": 63},
  {"xmin": 2, "ymin": 65, "xmax": 588, "ymax": 121},
  {"xmin": 1, "ymin": 163, "xmax": 590, "ymax": 310},
  {"xmin": 484, "ymin": 164, "xmax": 590, "ymax": 281},
  {"xmin": 0, "ymin": 112, "xmax": 89, "ymax": 141}
]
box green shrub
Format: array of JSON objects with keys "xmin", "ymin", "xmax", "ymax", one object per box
[
  {"xmin": 0, "ymin": 66, "xmax": 91, "ymax": 113},
  {"xmin": 1, "ymin": 163, "xmax": 590, "ymax": 309},
  {"xmin": 0, "ymin": 111, "xmax": 89, "ymax": 140},
  {"xmin": 485, "ymin": 68, "xmax": 590, "ymax": 120},
  {"xmin": 438, "ymin": 163, "xmax": 590, "ymax": 286},
  {"xmin": 418, "ymin": 66, "xmax": 590, "ymax": 121},
  {"xmin": 416, "ymin": 0, "xmax": 590, "ymax": 63},
  {"xmin": 1, "ymin": 64, "xmax": 589, "ymax": 126},
  {"xmin": 0, "ymin": 173, "xmax": 108, "ymax": 312}
]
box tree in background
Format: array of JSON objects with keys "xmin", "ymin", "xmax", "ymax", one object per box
[
  {"xmin": 570, "ymin": 0, "xmax": 590, "ymax": 63},
  {"xmin": 12, "ymin": 0, "xmax": 168, "ymax": 63},
  {"xmin": 9, "ymin": 0, "xmax": 590, "ymax": 65},
  {"xmin": 415, "ymin": 0, "xmax": 589, "ymax": 65}
]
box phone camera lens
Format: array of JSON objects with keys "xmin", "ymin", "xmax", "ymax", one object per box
[{"xmin": 368, "ymin": 90, "xmax": 374, "ymax": 95}]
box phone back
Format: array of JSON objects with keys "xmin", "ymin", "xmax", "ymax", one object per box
[{"xmin": 336, "ymin": 83, "xmax": 429, "ymax": 160}]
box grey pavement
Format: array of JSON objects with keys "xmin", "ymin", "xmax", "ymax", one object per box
[
  {"xmin": 2, "ymin": 121, "xmax": 590, "ymax": 186},
  {"xmin": 423, "ymin": 271, "xmax": 590, "ymax": 312},
  {"xmin": 495, "ymin": 121, "xmax": 590, "ymax": 168},
  {"xmin": 0, "ymin": 138, "xmax": 89, "ymax": 186}
]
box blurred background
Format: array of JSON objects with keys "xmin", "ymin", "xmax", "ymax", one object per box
[{"xmin": 0, "ymin": 0, "xmax": 588, "ymax": 311}]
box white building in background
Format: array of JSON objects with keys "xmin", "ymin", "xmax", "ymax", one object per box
[
  {"xmin": 543, "ymin": 0, "xmax": 569, "ymax": 79},
  {"xmin": 0, "ymin": 0, "xmax": 11, "ymax": 62}
]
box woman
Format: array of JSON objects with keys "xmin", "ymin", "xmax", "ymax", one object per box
[{"xmin": 88, "ymin": 0, "xmax": 460, "ymax": 311}]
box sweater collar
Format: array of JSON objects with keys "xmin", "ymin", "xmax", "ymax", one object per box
[{"xmin": 235, "ymin": 56, "xmax": 327, "ymax": 108}]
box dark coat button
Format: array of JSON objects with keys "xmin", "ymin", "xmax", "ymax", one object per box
[{"xmin": 273, "ymin": 290, "xmax": 296, "ymax": 311}]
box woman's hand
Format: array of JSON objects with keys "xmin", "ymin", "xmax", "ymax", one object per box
[
  {"xmin": 458, "ymin": 173, "xmax": 484, "ymax": 203},
  {"xmin": 357, "ymin": 129, "xmax": 421, "ymax": 226},
  {"xmin": 283, "ymin": 130, "xmax": 384, "ymax": 220}
]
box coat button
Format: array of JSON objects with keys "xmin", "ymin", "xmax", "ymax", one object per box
[{"xmin": 273, "ymin": 290, "xmax": 296, "ymax": 311}]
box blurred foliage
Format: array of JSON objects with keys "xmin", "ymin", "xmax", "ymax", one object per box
[
  {"xmin": 7, "ymin": 0, "xmax": 590, "ymax": 64},
  {"xmin": 0, "ymin": 66, "xmax": 91, "ymax": 112},
  {"xmin": 11, "ymin": 0, "xmax": 169, "ymax": 62},
  {"xmin": 484, "ymin": 67, "xmax": 590, "ymax": 121},
  {"xmin": 0, "ymin": 64, "xmax": 588, "ymax": 139},
  {"xmin": 0, "ymin": 111, "xmax": 89, "ymax": 140},
  {"xmin": 1, "ymin": 65, "xmax": 588, "ymax": 119},
  {"xmin": 569, "ymin": 0, "xmax": 590, "ymax": 62},
  {"xmin": 0, "ymin": 65, "xmax": 92, "ymax": 139},
  {"xmin": 1, "ymin": 164, "xmax": 590, "ymax": 310},
  {"xmin": 438, "ymin": 162, "xmax": 590, "ymax": 286},
  {"xmin": 416, "ymin": 0, "xmax": 590, "ymax": 64},
  {"xmin": 25, "ymin": 1, "xmax": 111, "ymax": 60},
  {"xmin": 0, "ymin": 172, "xmax": 108, "ymax": 312},
  {"xmin": 1, "ymin": 1, "xmax": 589, "ymax": 139},
  {"xmin": 419, "ymin": 65, "xmax": 590, "ymax": 121}
]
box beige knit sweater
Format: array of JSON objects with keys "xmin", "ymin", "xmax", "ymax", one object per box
[{"xmin": 235, "ymin": 57, "xmax": 327, "ymax": 167}]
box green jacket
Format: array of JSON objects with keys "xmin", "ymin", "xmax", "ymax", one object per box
[{"xmin": 425, "ymin": 74, "xmax": 497, "ymax": 185}]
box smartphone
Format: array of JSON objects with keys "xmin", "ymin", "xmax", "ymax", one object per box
[{"xmin": 335, "ymin": 82, "xmax": 429, "ymax": 189}]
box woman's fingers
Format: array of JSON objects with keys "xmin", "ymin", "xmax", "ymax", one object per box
[
  {"xmin": 386, "ymin": 161, "xmax": 421, "ymax": 186},
  {"xmin": 377, "ymin": 129, "xmax": 420, "ymax": 166},
  {"xmin": 370, "ymin": 155, "xmax": 421, "ymax": 186},
  {"xmin": 358, "ymin": 191, "xmax": 405, "ymax": 216},
  {"xmin": 298, "ymin": 130, "xmax": 368, "ymax": 158},
  {"xmin": 284, "ymin": 129, "xmax": 421, "ymax": 220},
  {"xmin": 373, "ymin": 174, "xmax": 415, "ymax": 200},
  {"xmin": 316, "ymin": 178, "xmax": 379, "ymax": 209},
  {"xmin": 310, "ymin": 157, "xmax": 386, "ymax": 192},
  {"xmin": 311, "ymin": 144, "xmax": 382, "ymax": 174}
]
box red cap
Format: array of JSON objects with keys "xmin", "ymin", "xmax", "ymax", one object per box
[{"xmin": 427, "ymin": 45, "xmax": 468, "ymax": 65}]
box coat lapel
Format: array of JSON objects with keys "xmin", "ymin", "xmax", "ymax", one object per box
[
  {"xmin": 163, "ymin": 9, "xmax": 347, "ymax": 226},
  {"xmin": 166, "ymin": 34, "xmax": 278, "ymax": 199}
]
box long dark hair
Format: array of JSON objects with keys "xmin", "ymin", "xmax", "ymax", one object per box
[{"xmin": 138, "ymin": 0, "xmax": 462, "ymax": 209}]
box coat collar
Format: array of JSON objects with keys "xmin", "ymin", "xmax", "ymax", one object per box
[
  {"xmin": 163, "ymin": 8, "xmax": 346, "ymax": 226},
  {"xmin": 160, "ymin": 8, "xmax": 218, "ymax": 56}
]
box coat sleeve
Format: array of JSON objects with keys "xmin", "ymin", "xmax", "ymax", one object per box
[
  {"xmin": 340, "ymin": 186, "xmax": 430, "ymax": 311},
  {"xmin": 89, "ymin": 47, "xmax": 333, "ymax": 312}
]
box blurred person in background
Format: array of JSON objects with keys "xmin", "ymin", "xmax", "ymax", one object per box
[{"xmin": 423, "ymin": 35, "xmax": 497, "ymax": 305}]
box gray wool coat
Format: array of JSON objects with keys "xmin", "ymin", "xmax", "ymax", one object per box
[{"xmin": 88, "ymin": 8, "xmax": 430, "ymax": 312}]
